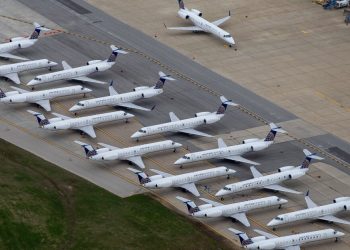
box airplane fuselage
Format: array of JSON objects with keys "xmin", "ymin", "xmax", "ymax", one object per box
[
  {"xmin": 134, "ymin": 113, "xmax": 223, "ymax": 138},
  {"xmin": 145, "ymin": 167, "xmax": 234, "ymax": 188},
  {"xmin": 0, "ymin": 38, "xmax": 37, "ymax": 54},
  {"xmin": 178, "ymin": 9, "xmax": 234, "ymax": 46},
  {"xmin": 70, "ymin": 87, "xmax": 163, "ymax": 111},
  {"xmin": 91, "ymin": 140, "xmax": 181, "ymax": 161},
  {"xmin": 0, "ymin": 59, "xmax": 57, "ymax": 76},
  {"xmin": 1, "ymin": 86, "xmax": 91, "ymax": 104},
  {"xmin": 246, "ymin": 229, "xmax": 344, "ymax": 250},
  {"xmin": 193, "ymin": 196, "xmax": 286, "ymax": 218},
  {"xmin": 28, "ymin": 61, "xmax": 114, "ymax": 85},
  {"xmin": 43, "ymin": 111, "xmax": 132, "ymax": 130}
]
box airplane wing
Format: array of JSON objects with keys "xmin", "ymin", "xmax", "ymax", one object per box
[
  {"xmin": 10, "ymin": 86, "xmax": 29, "ymax": 93},
  {"xmin": 73, "ymin": 76, "xmax": 107, "ymax": 85},
  {"xmin": 167, "ymin": 26, "xmax": 203, "ymax": 31},
  {"xmin": 218, "ymin": 138, "xmax": 227, "ymax": 148},
  {"xmin": 305, "ymin": 193, "xmax": 318, "ymax": 208},
  {"xmin": 178, "ymin": 128, "xmax": 213, "ymax": 137},
  {"xmin": 224, "ymin": 155, "xmax": 260, "ymax": 165},
  {"xmin": 179, "ymin": 183, "xmax": 200, "ymax": 197},
  {"xmin": 79, "ymin": 125, "xmax": 96, "ymax": 138},
  {"xmin": 117, "ymin": 102, "xmax": 151, "ymax": 111},
  {"xmin": 35, "ymin": 99, "xmax": 51, "ymax": 111},
  {"xmin": 199, "ymin": 197, "xmax": 223, "ymax": 207},
  {"xmin": 0, "ymin": 53, "xmax": 28, "ymax": 61},
  {"xmin": 62, "ymin": 60, "xmax": 72, "ymax": 70},
  {"xmin": 169, "ymin": 112, "xmax": 180, "ymax": 122},
  {"xmin": 250, "ymin": 166, "xmax": 263, "ymax": 178},
  {"xmin": 264, "ymin": 184, "xmax": 302, "ymax": 194},
  {"xmin": 51, "ymin": 112, "xmax": 71, "ymax": 120},
  {"xmin": 5, "ymin": 73, "xmax": 21, "ymax": 84},
  {"xmin": 253, "ymin": 229, "xmax": 278, "ymax": 239},
  {"xmin": 149, "ymin": 168, "xmax": 173, "ymax": 178},
  {"xmin": 285, "ymin": 246, "xmax": 301, "ymax": 250},
  {"xmin": 212, "ymin": 16, "xmax": 231, "ymax": 26},
  {"xmin": 127, "ymin": 156, "xmax": 145, "ymax": 169},
  {"xmin": 97, "ymin": 142, "xmax": 119, "ymax": 150},
  {"xmin": 319, "ymin": 215, "xmax": 350, "ymax": 225},
  {"xmin": 231, "ymin": 212, "xmax": 250, "ymax": 227}
]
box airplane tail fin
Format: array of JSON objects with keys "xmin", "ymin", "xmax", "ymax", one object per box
[
  {"xmin": 29, "ymin": 22, "xmax": 49, "ymax": 40},
  {"xmin": 228, "ymin": 228, "xmax": 252, "ymax": 247},
  {"xmin": 216, "ymin": 96, "xmax": 238, "ymax": 114},
  {"xmin": 176, "ymin": 196, "xmax": 200, "ymax": 214},
  {"xmin": 74, "ymin": 140, "xmax": 98, "ymax": 158},
  {"xmin": 178, "ymin": 0, "xmax": 185, "ymax": 9},
  {"xmin": 264, "ymin": 123, "xmax": 286, "ymax": 142},
  {"xmin": 107, "ymin": 45, "xmax": 128, "ymax": 62},
  {"xmin": 300, "ymin": 149, "xmax": 324, "ymax": 169},
  {"xmin": 27, "ymin": 110, "xmax": 50, "ymax": 126},
  {"xmin": 154, "ymin": 71, "xmax": 176, "ymax": 89},
  {"xmin": 0, "ymin": 88, "xmax": 6, "ymax": 98},
  {"xmin": 127, "ymin": 168, "xmax": 151, "ymax": 185}
]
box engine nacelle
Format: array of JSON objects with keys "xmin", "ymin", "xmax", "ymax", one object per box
[
  {"xmin": 333, "ymin": 197, "xmax": 350, "ymax": 203},
  {"xmin": 278, "ymin": 166, "xmax": 295, "ymax": 172},
  {"xmin": 198, "ymin": 204, "xmax": 213, "ymax": 210},
  {"xmin": 288, "ymin": 172, "xmax": 304, "ymax": 180},
  {"xmin": 256, "ymin": 241, "xmax": 276, "ymax": 250},
  {"xmin": 178, "ymin": 11, "xmax": 189, "ymax": 19},
  {"xmin": 195, "ymin": 112, "xmax": 211, "ymax": 117},
  {"xmin": 251, "ymin": 236, "xmax": 267, "ymax": 243},
  {"xmin": 87, "ymin": 60, "xmax": 102, "ymax": 65},
  {"xmin": 203, "ymin": 210, "xmax": 222, "ymax": 218},
  {"xmin": 150, "ymin": 175, "xmax": 163, "ymax": 181},
  {"xmin": 96, "ymin": 148, "xmax": 110, "ymax": 154},
  {"xmin": 10, "ymin": 37, "xmax": 25, "ymax": 42},
  {"xmin": 133, "ymin": 86, "xmax": 149, "ymax": 91},
  {"xmin": 3, "ymin": 91, "xmax": 19, "ymax": 97},
  {"xmin": 242, "ymin": 138, "xmax": 260, "ymax": 144},
  {"xmin": 191, "ymin": 9, "xmax": 202, "ymax": 16}
]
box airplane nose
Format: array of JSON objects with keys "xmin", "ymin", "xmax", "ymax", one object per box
[
  {"xmin": 27, "ymin": 80, "xmax": 36, "ymax": 86},
  {"xmin": 69, "ymin": 105, "xmax": 79, "ymax": 112},
  {"xmin": 267, "ymin": 219, "xmax": 278, "ymax": 227},
  {"xmin": 337, "ymin": 231, "xmax": 345, "ymax": 237},
  {"xmin": 174, "ymin": 158, "xmax": 184, "ymax": 165},
  {"xmin": 130, "ymin": 132, "xmax": 140, "ymax": 139},
  {"xmin": 215, "ymin": 190, "xmax": 225, "ymax": 196},
  {"xmin": 280, "ymin": 198, "xmax": 288, "ymax": 204},
  {"xmin": 174, "ymin": 142, "xmax": 182, "ymax": 147}
]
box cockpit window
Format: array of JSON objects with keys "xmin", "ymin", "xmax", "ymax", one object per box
[
  {"xmin": 182, "ymin": 156, "xmax": 190, "ymax": 160},
  {"xmin": 223, "ymin": 34, "xmax": 231, "ymax": 38},
  {"xmin": 223, "ymin": 186, "xmax": 231, "ymax": 191},
  {"xmin": 275, "ymin": 216, "xmax": 283, "ymax": 221},
  {"xmin": 77, "ymin": 102, "xmax": 84, "ymax": 106},
  {"xmin": 34, "ymin": 77, "xmax": 41, "ymax": 81},
  {"xmin": 138, "ymin": 129, "xmax": 146, "ymax": 133}
]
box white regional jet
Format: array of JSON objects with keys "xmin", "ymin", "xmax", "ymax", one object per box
[
  {"xmin": 174, "ymin": 123, "xmax": 286, "ymax": 166},
  {"xmin": 69, "ymin": 72, "xmax": 175, "ymax": 112},
  {"xmin": 230, "ymin": 227, "xmax": 345, "ymax": 250},
  {"xmin": 75, "ymin": 140, "xmax": 182, "ymax": 169},
  {"xmin": 129, "ymin": 166, "xmax": 235, "ymax": 196},
  {"xmin": 177, "ymin": 196, "xmax": 287, "ymax": 227},
  {"xmin": 267, "ymin": 192, "xmax": 350, "ymax": 228},
  {"xmin": 0, "ymin": 22, "xmax": 49, "ymax": 61},
  {"xmin": 131, "ymin": 96, "xmax": 237, "ymax": 139},
  {"xmin": 167, "ymin": 0, "xmax": 235, "ymax": 47},
  {"xmin": 27, "ymin": 45, "xmax": 127, "ymax": 86},
  {"xmin": 215, "ymin": 149, "xmax": 323, "ymax": 198},
  {"xmin": 27, "ymin": 110, "xmax": 134, "ymax": 138},
  {"xmin": 0, "ymin": 85, "xmax": 91, "ymax": 111},
  {"xmin": 0, "ymin": 59, "xmax": 57, "ymax": 84}
]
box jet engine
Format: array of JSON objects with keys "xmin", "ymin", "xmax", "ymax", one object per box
[
  {"xmin": 198, "ymin": 204, "xmax": 213, "ymax": 210},
  {"xmin": 178, "ymin": 11, "xmax": 189, "ymax": 19},
  {"xmin": 191, "ymin": 9, "xmax": 203, "ymax": 16},
  {"xmin": 203, "ymin": 210, "xmax": 222, "ymax": 217},
  {"xmin": 96, "ymin": 148, "xmax": 110, "ymax": 154},
  {"xmin": 333, "ymin": 197, "xmax": 350, "ymax": 204},
  {"xmin": 278, "ymin": 166, "xmax": 295, "ymax": 172},
  {"xmin": 251, "ymin": 236, "xmax": 267, "ymax": 242},
  {"xmin": 2, "ymin": 91, "xmax": 19, "ymax": 97},
  {"xmin": 86, "ymin": 60, "xmax": 102, "ymax": 65},
  {"xmin": 133, "ymin": 86, "xmax": 149, "ymax": 91},
  {"xmin": 256, "ymin": 241, "xmax": 276, "ymax": 249},
  {"xmin": 287, "ymin": 172, "xmax": 304, "ymax": 179},
  {"xmin": 242, "ymin": 138, "xmax": 260, "ymax": 144},
  {"xmin": 195, "ymin": 112, "xmax": 211, "ymax": 117},
  {"xmin": 10, "ymin": 37, "xmax": 25, "ymax": 42}
]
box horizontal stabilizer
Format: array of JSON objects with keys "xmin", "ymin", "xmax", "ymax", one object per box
[
  {"xmin": 220, "ymin": 96, "xmax": 238, "ymax": 106},
  {"xmin": 51, "ymin": 112, "xmax": 71, "ymax": 120},
  {"xmin": 303, "ymin": 149, "xmax": 324, "ymax": 160},
  {"xmin": 269, "ymin": 122, "xmax": 287, "ymax": 134},
  {"xmin": 10, "ymin": 86, "xmax": 29, "ymax": 93},
  {"xmin": 212, "ymin": 15, "xmax": 231, "ymax": 26},
  {"xmin": 159, "ymin": 71, "xmax": 175, "ymax": 81},
  {"xmin": 149, "ymin": 169, "xmax": 172, "ymax": 178},
  {"xmin": 199, "ymin": 197, "xmax": 223, "ymax": 207},
  {"xmin": 97, "ymin": 142, "xmax": 119, "ymax": 150},
  {"xmin": 253, "ymin": 229, "xmax": 277, "ymax": 239}
]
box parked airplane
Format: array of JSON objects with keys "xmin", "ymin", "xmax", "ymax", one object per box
[
  {"xmin": 0, "ymin": 22, "xmax": 48, "ymax": 61},
  {"xmin": 129, "ymin": 166, "xmax": 235, "ymax": 196},
  {"xmin": 177, "ymin": 195, "xmax": 287, "ymax": 227},
  {"xmin": 69, "ymin": 72, "xmax": 175, "ymax": 112},
  {"xmin": 75, "ymin": 140, "xmax": 182, "ymax": 169},
  {"xmin": 0, "ymin": 59, "xmax": 57, "ymax": 84},
  {"xmin": 174, "ymin": 123, "xmax": 286, "ymax": 166},
  {"xmin": 27, "ymin": 110, "xmax": 133, "ymax": 138},
  {"xmin": 230, "ymin": 227, "xmax": 345, "ymax": 250},
  {"xmin": 131, "ymin": 96, "xmax": 237, "ymax": 139},
  {"xmin": 167, "ymin": 0, "xmax": 235, "ymax": 47},
  {"xmin": 0, "ymin": 85, "xmax": 91, "ymax": 111},
  {"xmin": 215, "ymin": 149, "xmax": 323, "ymax": 198},
  {"xmin": 267, "ymin": 192, "xmax": 350, "ymax": 228},
  {"xmin": 27, "ymin": 45, "xmax": 127, "ymax": 86}
]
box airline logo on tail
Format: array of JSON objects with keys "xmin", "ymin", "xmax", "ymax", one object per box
[
  {"xmin": 154, "ymin": 72, "xmax": 175, "ymax": 89},
  {"xmin": 300, "ymin": 149, "xmax": 323, "ymax": 169},
  {"xmin": 107, "ymin": 45, "xmax": 128, "ymax": 62},
  {"xmin": 264, "ymin": 123, "xmax": 286, "ymax": 142},
  {"xmin": 0, "ymin": 89, "xmax": 6, "ymax": 98},
  {"xmin": 178, "ymin": 0, "xmax": 185, "ymax": 9},
  {"xmin": 216, "ymin": 96, "xmax": 237, "ymax": 114}
]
